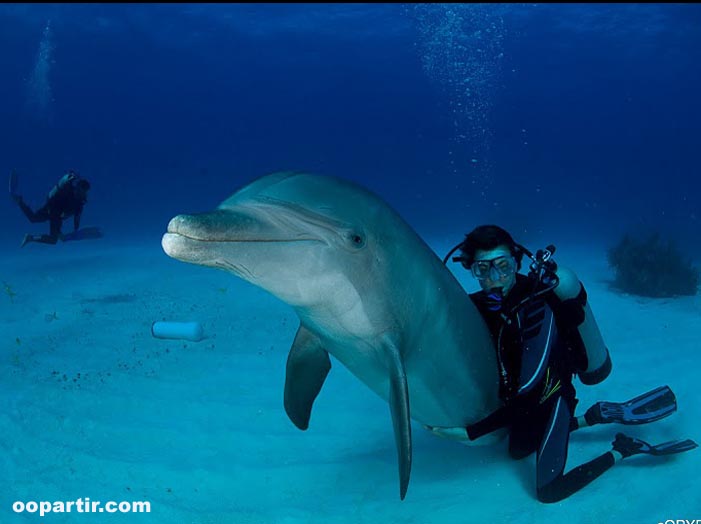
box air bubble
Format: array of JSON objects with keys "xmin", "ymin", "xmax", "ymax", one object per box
[
  {"xmin": 407, "ymin": 5, "xmax": 506, "ymax": 199},
  {"xmin": 26, "ymin": 19, "xmax": 54, "ymax": 121}
]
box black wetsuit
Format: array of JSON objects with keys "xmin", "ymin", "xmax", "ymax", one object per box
[
  {"xmin": 466, "ymin": 273, "xmax": 615, "ymax": 503},
  {"xmin": 17, "ymin": 180, "xmax": 86, "ymax": 244}
]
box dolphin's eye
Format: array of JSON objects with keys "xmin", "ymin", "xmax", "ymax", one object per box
[{"xmin": 347, "ymin": 231, "xmax": 366, "ymax": 248}]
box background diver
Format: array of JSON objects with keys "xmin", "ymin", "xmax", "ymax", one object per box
[
  {"xmin": 9, "ymin": 169, "xmax": 99, "ymax": 247},
  {"xmin": 429, "ymin": 225, "xmax": 697, "ymax": 503}
]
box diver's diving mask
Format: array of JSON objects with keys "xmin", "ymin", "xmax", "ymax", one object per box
[{"xmin": 469, "ymin": 255, "xmax": 517, "ymax": 281}]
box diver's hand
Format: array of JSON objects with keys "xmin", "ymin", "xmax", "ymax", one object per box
[{"xmin": 423, "ymin": 425, "xmax": 469, "ymax": 442}]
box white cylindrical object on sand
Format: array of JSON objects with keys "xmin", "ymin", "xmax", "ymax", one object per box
[{"xmin": 151, "ymin": 321, "xmax": 204, "ymax": 342}]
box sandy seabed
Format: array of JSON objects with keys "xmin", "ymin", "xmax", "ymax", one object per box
[{"xmin": 1, "ymin": 234, "xmax": 699, "ymax": 523}]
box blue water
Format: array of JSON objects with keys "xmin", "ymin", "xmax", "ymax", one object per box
[
  {"xmin": 2, "ymin": 4, "xmax": 699, "ymax": 246},
  {"xmin": 1, "ymin": 4, "xmax": 700, "ymax": 523}
]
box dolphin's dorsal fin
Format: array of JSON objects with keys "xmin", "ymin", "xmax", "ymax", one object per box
[
  {"xmin": 385, "ymin": 338, "xmax": 412, "ymax": 500},
  {"xmin": 283, "ymin": 325, "xmax": 332, "ymax": 430}
]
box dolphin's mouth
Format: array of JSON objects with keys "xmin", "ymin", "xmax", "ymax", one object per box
[
  {"xmin": 164, "ymin": 214, "xmax": 322, "ymax": 244},
  {"xmin": 162, "ymin": 213, "xmax": 325, "ymax": 265},
  {"xmin": 164, "ymin": 229, "xmax": 320, "ymax": 244}
]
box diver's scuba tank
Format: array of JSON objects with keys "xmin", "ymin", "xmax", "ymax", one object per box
[
  {"xmin": 48, "ymin": 171, "xmax": 78, "ymax": 200},
  {"xmin": 574, "ymin": 298, "xmax": 612, "ymax": 384}
]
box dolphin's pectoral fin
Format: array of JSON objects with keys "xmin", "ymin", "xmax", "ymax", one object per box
[
  {"xmin": 284, "ymin": 325, "xmax": 331, "ymax": 431},
  {"xmin": 387, "ymin": 343, "xmax": 412, "ymax": 501}
]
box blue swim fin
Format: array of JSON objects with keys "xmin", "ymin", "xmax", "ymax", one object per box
[
  {"xmin": 62, "ymin": 226, "xmax": 103, "ymax": 242},
  {"xmin": 585, "ymin": 385, "xmax": 677, "ymax": 426},
  {"xmin": 612, "ymin": 432, "xmax": 698, "ymax": 458}
]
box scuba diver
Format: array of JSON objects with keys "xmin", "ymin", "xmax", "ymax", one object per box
[
  {"xmin": 428, "ymin": 225, "xmax": 697, "ymax": 503},
  {"xmin": 9, "ymin": 170, "xmax": 96, "ymax": 247}
]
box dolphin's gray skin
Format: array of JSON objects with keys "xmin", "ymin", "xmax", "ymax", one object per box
[{"xmin": 162, "ymin": 171, "xmax": 499, "ymax": 499}]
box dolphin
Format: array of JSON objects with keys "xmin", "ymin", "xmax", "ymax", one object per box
[{"xmin": 161, "ymin": 171, "xmax": 499, "ymax": 499}]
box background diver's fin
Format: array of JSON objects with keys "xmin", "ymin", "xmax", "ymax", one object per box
[
  {"xmin": 283, "ymin": 325, "xmax": 331, "ymax": 431},
  {"xmin": 62, "ymin": 226, "xmax": 104, "ymax": 242},
  {"xmin": 585, "ymin": 385, "xmax": 677, "ymax": 426},
  {"xmin": 9, "ymin": 170, "xmax": 18, "ymax": 195}
]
